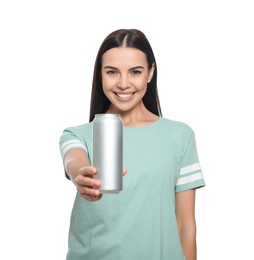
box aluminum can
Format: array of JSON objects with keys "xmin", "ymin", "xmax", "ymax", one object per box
[{"xmin": 92, "ymin": 114, "xmax": 123, "ymax": 194}]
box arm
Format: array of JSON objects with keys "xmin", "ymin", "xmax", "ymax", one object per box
[
  {"xmin": 175, "ymin": 189, "xmax": 197, "ymax": 260},
  {"xmin": 64, "ymin": 148, "xmax": 127, "ymax": 202},
  {"xmin": 64, "ymin": 148, "xmax": 102, "ymax": 202}
]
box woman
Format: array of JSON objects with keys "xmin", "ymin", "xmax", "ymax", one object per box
[{"xmin": 59, "ymin": 29, "xmax": 205, "ymax": 260}]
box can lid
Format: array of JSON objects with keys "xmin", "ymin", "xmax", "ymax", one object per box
[{"xmin": 95, "ymin": 113, "xmax": 121, "ymax": 118}]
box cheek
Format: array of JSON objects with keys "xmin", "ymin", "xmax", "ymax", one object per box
[
  {"xmin": 136, "ymin": 77, "xmax": 149, "ymax": 90},
  {"xmin": 102, "ymin": 76, "xmax": 116, "ymax": 91},
  {"xmin": 101, "ymin": 78, "xmax": 111, "ymax": 92},
  {"xmin": 102, "ymin": 84, "xmax": 110, "ymax": 98}
]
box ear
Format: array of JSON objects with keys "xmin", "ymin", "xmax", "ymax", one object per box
[{"xmin": 147, "ymin": 63, "xmax": 155, "ymax": 83}]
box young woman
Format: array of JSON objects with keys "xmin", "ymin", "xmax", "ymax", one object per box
[{"xmin": 59, "ymin": 29, "xmax": 205, "ymax": 260}]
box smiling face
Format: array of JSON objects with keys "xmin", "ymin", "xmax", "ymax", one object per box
[{"xmin": 101, "ymin": 47, "xmax": 155, "ymax": 114}]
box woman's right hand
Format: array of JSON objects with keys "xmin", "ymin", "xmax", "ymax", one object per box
[
  {"xmin": 74, "ymin": 166, "xmax": 102, "ymax": 202},
  {"xmin": 74, "ymin": 166, "xmax": 127, "ymax": 202}
]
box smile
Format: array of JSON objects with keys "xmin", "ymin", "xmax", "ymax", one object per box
[{"xmin": 114, "ymin": 92, "xmax": 135, "ymax": 101}]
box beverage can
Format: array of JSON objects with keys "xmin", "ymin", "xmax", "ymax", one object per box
[{"xmin": 92, "ymin": 114, "xmax": 123, "ymax": 194}]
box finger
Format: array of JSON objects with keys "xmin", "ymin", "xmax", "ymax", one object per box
[
  {"xmin": 84, "ymin": 177, "xmax": 101, "ymax": 189},
  {"xmin": 75, "ymin": 175, "xmax": 101, "ymax": 188},
  {"xmin": 81, "ymin": 193, "xmax": 103, "ymax": 202},
  {"xmin": 77, "ymin": 186, "xmax": 100, "ymax": 197},
  {"xmin": 79, "ymin": 187, "xmax": 102, "ymax": 201},
  {"xmin": 122, "ymin": 168, "xmax": 128, "ymax": 176},
  {"xmin": 80, "ymin": 166, "xmax": 97, "ymax": 176}
]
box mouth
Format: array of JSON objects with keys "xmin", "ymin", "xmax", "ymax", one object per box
[{"xmin": 114, "ymin": 92, "xmax": 135, "ymax": 101}]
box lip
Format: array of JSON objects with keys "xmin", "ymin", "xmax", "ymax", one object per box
[{"xmin": 114, "ymin": 92, "xmax": 135, "ymax": 101}]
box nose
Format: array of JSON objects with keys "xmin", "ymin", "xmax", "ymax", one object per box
[{"xmin": 117, "ymin": 75, "xmax": 130, "ymax": 90}]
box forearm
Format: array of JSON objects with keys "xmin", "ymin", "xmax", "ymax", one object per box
[
  {"xmin": 64, "ymin": 149, "xmax": 89, "ymax": 183},
  {"xmin": 175, "ymin": 189, "xmax": 197, "ymax": 260},
  {"xmin": 179, "ymin": 226, "xmax": 197, "ymax": 260},
  {"xmin": 65, "ymin": 159, "xmax": 86, "ymax": 182}
]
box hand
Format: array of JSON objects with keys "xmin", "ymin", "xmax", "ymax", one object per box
[{"xmin": 74, "ymin": 166, "xmax": 127, "ymax": 202}]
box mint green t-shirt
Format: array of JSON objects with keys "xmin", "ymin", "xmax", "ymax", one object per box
[{"xmin": 59, "ymin": 118, "xmax": 205, "ymax": 260}]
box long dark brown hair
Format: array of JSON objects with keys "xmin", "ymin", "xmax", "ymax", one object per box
[{"xmin": 89, "ymin": 29, "xmax": 162, "ymax": 122}]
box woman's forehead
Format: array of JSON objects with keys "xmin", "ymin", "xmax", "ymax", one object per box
[{"xmin": 102, "ymin": 47, "xmax": 147, "ymax": 67}]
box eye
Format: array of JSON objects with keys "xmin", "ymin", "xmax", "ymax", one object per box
[
  {"xmin": 106, "ymin": 70, "xmax": 118, "ymax": 75},
  {"xmin": 131, "ymin": 70, "xmax": 141, "ymax": 75}
]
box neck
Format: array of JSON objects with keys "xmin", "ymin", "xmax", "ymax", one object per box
[{"xmin": 106, "ymin": 102, "xmax": 159, "ymax": 127}]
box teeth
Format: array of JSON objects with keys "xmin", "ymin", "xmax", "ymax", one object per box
[{"xmin": 117, "ymin": 93, "xmax": 133, "ymax": 98}]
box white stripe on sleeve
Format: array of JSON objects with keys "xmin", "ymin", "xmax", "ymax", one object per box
[
  {"xmin": 180, "ymin": 163, "xmax": 201, "ymax": 175},
  {"xmin": 60, "ymin": 139, "xmax": 87, "ymax": 158},
  {"xmin": 176, "ymin": 172, "xmax": 204, "ymax": 186}
]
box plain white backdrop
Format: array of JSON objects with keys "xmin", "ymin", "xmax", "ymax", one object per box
[{"xmin": 0, "ymin": 0, "xmax": 253, "ymax": 259}]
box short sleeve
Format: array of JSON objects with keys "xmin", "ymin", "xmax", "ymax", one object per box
[
  {"xmin": 59, "ymin": 127, "xmax": 88, "ymax": 180},
  {"xmin": 175, "ymin": 129, "xmax": 205, "ymax": 192},
  {"xmin": 59, "ymin": 128, "xmax": 87, "ymax": 159}
]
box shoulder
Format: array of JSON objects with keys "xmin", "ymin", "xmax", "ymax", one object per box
[
  {"xmin": 62, "ymin": 122, "xmax": 92, "ymax": 136},
  {"xmin": 159, "ymin": 117, "xmax": 194, "ymax": 136},
  {"xmin": 59, "ymin": 122, "xmax": 92, "ymax": 159},
  {"xmin": 157, "ymin": 118, "xmax": 196, "ymax": 148},
  {"xmin": 59, "ymin": 122, "xmax": 92, "ymax": 144}
]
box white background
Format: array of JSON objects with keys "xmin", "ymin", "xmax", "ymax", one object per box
[{"xmin": 0, "ymin": 0, "xmax": 253, "ymax": 259}]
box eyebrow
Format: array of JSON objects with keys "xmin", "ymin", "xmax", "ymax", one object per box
[{"xmin": 103, "ymin": 65, "xmax": 145, "ymax": 70}]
